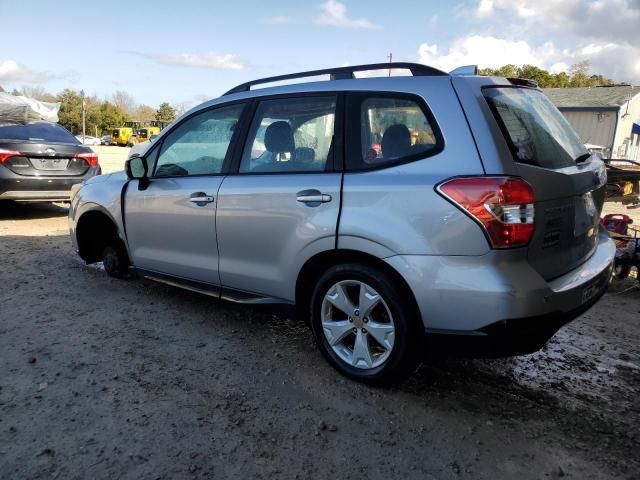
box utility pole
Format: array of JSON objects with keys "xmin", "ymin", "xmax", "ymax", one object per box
[
  {"xmin": 80, "ymin": 89, "xmax": 86, "ymax": 144},
  {"xmin": 387, "ymin": 52, "xmax": 392, "ymax": 77}
]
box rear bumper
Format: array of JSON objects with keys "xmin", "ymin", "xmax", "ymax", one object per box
[
  {"xmin": 0, "ymin": 190, "xmax": 73, "ymax": 200},
  {"xmin": 385, "ymin": 228, "xmax": 615, "ymax": 355},
  {"xmin": 425, "ymin": 271, "xmax": 609, "ymax": 357},
  {"xmin": 0, "ymin": 166, "xmax": 100, "ymax": 200}
]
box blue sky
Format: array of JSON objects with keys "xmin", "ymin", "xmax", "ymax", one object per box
[{"xmin": 1, "ymin": 0, "xmax": 639, "ymax": 109}]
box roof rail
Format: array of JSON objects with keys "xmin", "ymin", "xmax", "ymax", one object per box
[{"xmin": 223, "ymin": 62, "xmax": 448, "ymax": 95}]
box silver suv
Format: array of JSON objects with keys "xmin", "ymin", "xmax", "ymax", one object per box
[{"xmin": 69, "ymin": 63, "xmax": 615, "ymax": 383}]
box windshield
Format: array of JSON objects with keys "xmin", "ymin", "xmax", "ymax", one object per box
[
  {"xmin": 0, "ymin": 122, "xmax": 79, "ymax": 144},
  {"xmin": 484, "ymin": 87, "xmax": 588, "ymax": 169}
]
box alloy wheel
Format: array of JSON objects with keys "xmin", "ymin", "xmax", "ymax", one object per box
[{"xmin": 320, "ymin": 280, "xmax": 395, "ymax": 369}]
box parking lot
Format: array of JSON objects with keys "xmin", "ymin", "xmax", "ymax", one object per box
[
  {"xmin": 92, "ymin": 145, "xmax": 132, "ymax": 174},
  {"xmin": 0, "ymin": 147, "xmax": 638, "ymax": 479}
]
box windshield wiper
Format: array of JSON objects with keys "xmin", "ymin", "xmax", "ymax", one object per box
[{"xmin": 575, "ymin": 153, "xmax": 591, "ymax": 163}]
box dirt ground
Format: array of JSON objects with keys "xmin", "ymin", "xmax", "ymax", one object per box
[
  {"xmin": 92, "ymin": 145, "xmax": 131, "ymax": 174},
  {"xmin": 1, "ymin": 159, "xmax": 640, "ymax": 479}
]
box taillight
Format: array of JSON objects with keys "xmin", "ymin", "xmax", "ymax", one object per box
[
  {"xmin": 438, "ymin": 176, "xmax": 535, "ymax": 249},
  {"xmin": 0, "ymin": 148, "xmax": 21, "ymax": 164},
  {"xmin": 75, "ymin": 152, "xmax": 99, "ymax": 167}
]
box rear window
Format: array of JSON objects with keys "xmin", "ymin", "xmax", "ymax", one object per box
[
  {"xmin": 484, "ymin": 87, "xmax": 588, "ymax": 169},
  {"xmin": 0, "ymin": 122, "xmax": 79, "ymax": 144}
]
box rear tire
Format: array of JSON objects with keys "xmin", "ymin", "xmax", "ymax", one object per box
[
  {"xmin": 309, "ymin": 263, "xmax": 421, "ymax": 384},
  {"xmin": 102, "ymin": 241, "xmax": 129, "ymax": 279},
  {"xmin": 613, "ymin": 262, "xmax": 631, "ymax": 280}
]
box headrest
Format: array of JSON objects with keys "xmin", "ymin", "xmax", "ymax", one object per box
[
  {"xmin": 381, "ymin": 124, "xmax": 411, "ymax": 159},
  {"xmin": 264, "ymin": 121, "xmax": 294, "ymax": 153}
]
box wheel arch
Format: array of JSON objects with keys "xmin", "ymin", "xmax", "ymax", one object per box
[
  {"xmin": 75, "ymin": 208, "xmax": 128, "ymax": 264},
  {"xmin": 295, "ymin": 249, "xmax": 421, "ymax": 323}
]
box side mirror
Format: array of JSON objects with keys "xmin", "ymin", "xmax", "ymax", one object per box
[{"xmin": 125, "ymin": 154, "xmax": 150, "ymax": 190}]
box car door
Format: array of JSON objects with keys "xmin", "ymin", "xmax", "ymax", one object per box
[
  {"xmin": 216, "ymin": 94, "xmax": 343, "ymax": 301},
  {"xmin": 124, "ymin": 102, "xmax": 246, "ymax": 285}
]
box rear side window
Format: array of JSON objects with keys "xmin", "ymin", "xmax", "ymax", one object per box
[
  {"xmin": 239, "ymin": 96, "xmax": 336, "ymax": 174},
  {"xmin": 484, "ymin": 87, "xmax": 588, "ymax": 169},
  {"xmin": 0, "ymin": 122, "xmax": 79, "ymax": 144},
  {"xmin": 346, "ymin": 94, "xmax": 442, "ymax": 171}
]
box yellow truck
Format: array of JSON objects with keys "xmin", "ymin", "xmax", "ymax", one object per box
[
  {"xmin": 111, "ymin": 127, "xmax": 134, "ymax": 146},
  {"xmin": 111, "ymin": 122, "xmax": 141, "ymax": 146},
  {"xmin": 111, "ymin": 121, "xmax": 167, "ymax": 146},
  {"xmin": 133, "ymin": 126, "xmax": 161, "ymax": 144}
]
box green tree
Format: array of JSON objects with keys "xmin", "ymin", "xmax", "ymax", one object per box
[
  {"xmin": 517, "ymin": 65, "xmax": 549, "ymax": 87},
  {"xmin": 57, "ymin": 89, "xmax": 83, "ymax": 133},
  {"xmin": 479, "ymin": 64, "xmax": 520, "ymax": 78},
  {"xmin": 155, "ymin": 102, "xmax": 176, "ymax": 123},
  {"xmin": 136, "ymin": 104, "xmax": 156, "ymax": 124},
  {"xmin": 21, "ymin": 85, "xmax": 57, "ymax": 102},
  {"xmin": 569, "ymin": 61, "xmax": 590, "ymax": 87},
  {"xmin": 478, "ymin": 61, "xmax": 615, "ymax": 88},
  {"xmin": 11, "ymin": 88, "xmax": 21, "ymax": 96},
  {"xmin": 111, "ymin": 90, "xmax": 136, "ymax": 118},
  {"xmin": 97, "ymin": 101, "xmax": 127, "ymax": 134}
]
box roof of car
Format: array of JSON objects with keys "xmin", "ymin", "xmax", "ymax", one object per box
[
  {"xmin": 223, "ymin": 62, "xmax": 448, "ymax": 96},
  {"xmin": 543, "ymin": 85, "xmax": 640, "ymax": 108},
  {"xmin": 178, "ymin": 63, "xmax": 485, "ymax": 125}
]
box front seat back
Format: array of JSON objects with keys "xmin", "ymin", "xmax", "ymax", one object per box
[
  {"xmin": 381, "ymin": 124, "xmax": 411, "ymax": 160},
  {"xmin": 264, "ymin": 121, "xmax": 295, "ymax": 159}
]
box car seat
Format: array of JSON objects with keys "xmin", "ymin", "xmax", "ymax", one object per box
[{"xmin": 381, "ymin": 124, "xmax": 411, "ymax": 160}]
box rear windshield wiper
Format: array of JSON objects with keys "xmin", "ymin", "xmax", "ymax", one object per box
[{"xmin": 575, "ymin": 153, "xmax": 591, "ymax": 163}]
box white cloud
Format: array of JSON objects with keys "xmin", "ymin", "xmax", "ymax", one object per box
[
  {"xmin": 448, "ymin": 1, "xmax": 640, "ymax": 84},
  {"xmin": 571, "ymin": 42, "xmax": 640, "ymax": 84},
  {"xmin": 580, "ymin": 43, "xmax": 617, "ymax": 56},
  {"xmin": 475, "ymin": 0, "xmax": 581, "ymax": 21},
  {"xmin": 549, "ymin": 62, "xmax": 569, "ymax": 73},
  {"xmin": 127, "ymin": 51, "xmax": 247, "ymax": 70},
  {"xmin": 0, "ymin": 60, "xmax": 55, "ymax": 84},
  {"xmin": 263, "ymin": 15, "xmax": 294, "ymax": 24},
  {"xmin": 174, "ymin": 94, "xmax": 213, "ymax": 115},
  {"xmin": 315, "ymin": 0, "xmax": 380, "ymax": 29},
  {"xmin": 416, "ymin": 33, "xmax": 640, "ymax": 85},
  {"xmin": 473, "ymin": 0, "xmax": 640, "ymax": 45},
  {"xmin": 417, "ymin": 36, "xmax": 551, "ymax": 72},
  {"xmin": 476, "ymin": 0, "xmax": 494, "ymax": 15}
]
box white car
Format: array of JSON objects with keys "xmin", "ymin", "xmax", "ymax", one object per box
[{"xmin": 76, "ymin": 135, "xmax": 102, "ymax": 146}]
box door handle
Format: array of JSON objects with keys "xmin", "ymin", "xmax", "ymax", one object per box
[
  {"xmin": 189, "ymin": 192, "xmax": 215, "ymax": 205},
  {"xmin": 296, "ymin": 189, "xmax": 332, "ymax": 204}
]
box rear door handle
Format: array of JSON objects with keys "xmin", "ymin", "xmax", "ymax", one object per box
[
  {"xmin": 190, "ymin": 192, "xmax": 215, "ymax": 204},
  {"xmin": 296, "ymin": 189, "xmax": 332, "ymax": 204}
]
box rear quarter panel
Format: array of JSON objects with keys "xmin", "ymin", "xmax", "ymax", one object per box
[
  {"xmin": 339, "ymin": 77, "xmax": 490, "ymax": 256},
  {"xmin": 449, "ymin": 75, "xmax": 518, "ymax": 175}
]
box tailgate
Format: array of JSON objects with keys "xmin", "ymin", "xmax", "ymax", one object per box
[
  {"xmin": 482, "ymin": 85, "xmax": 607, "ymax": 280},
  {"xmin": 519, "ymin": 161, "xmax": 605, "ymax": 280}
]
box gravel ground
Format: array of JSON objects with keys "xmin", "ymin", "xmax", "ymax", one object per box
[{"xmin": 0, "ymin": 200, "xmax": 639, "ymax": 480}]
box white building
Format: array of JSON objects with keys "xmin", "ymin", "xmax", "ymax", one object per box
[{"xmin": 543, "ymin": 86, "xmax": 640, "ymax": 160}]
